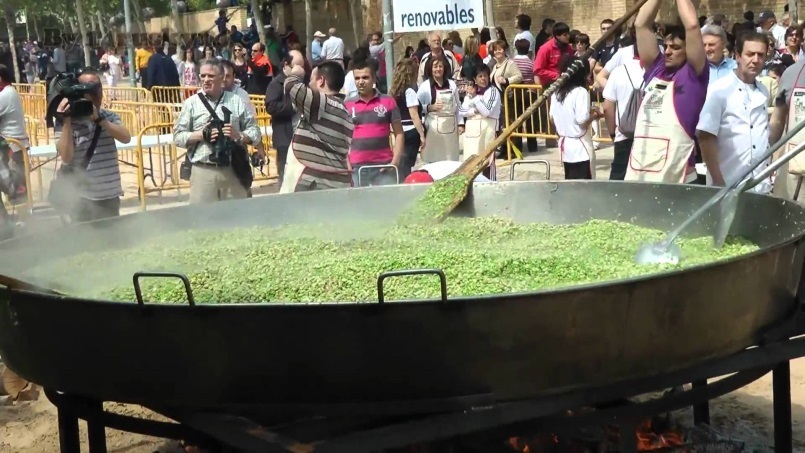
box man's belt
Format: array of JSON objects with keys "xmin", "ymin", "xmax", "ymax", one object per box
[{"xmin": 193, "ymin": 161, "xmax": 229, "ymax": 168}]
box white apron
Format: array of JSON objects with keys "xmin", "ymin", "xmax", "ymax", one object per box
[
  {"xmin": 560, "ymin": 130, "xmax": 597, "ymax": 180},
  {"xmin": 279, "ymin": 148, "xmax": 305, "ymax": 194},
  {"xmin": 422, "ymin": 88, "xmax": 460, "ymax": 163},
  {"xmin": 773, "ymin": 64, "xmax": 805, "ymax": 199},
  {"xmin": 625, "ymin": 77, "xmax": 696, "ymax": 183},
  {"xmin": 462, "ymin": 115, "xmax": 498, "ymax": 181}
]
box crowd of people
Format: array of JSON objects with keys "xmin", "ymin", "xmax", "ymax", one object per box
[{"xmin": 1, "ymin": 1, "xmax": 805, "ymax": 228}]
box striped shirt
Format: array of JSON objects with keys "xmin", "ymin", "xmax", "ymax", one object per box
[
  {"xmin": 344, "ymin": 91, "xmax": 400, "ymax": 165},
  {"xmin": 69, "ymin": 110, "xmax": 123, "ymax": 201},
  {"xmin": 173, "ymin": 91, "xmax": 261, "ymax": 164},
  {"xmin": 513, "ymin": 55, "xmax": 535, "ymax": 84},
  {"xmin": 284, "ymin": 74, "xmax": 354, "ymax": 189}
]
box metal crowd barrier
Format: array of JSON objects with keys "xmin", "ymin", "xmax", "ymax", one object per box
[
  {"xmin": 108, "ymin": 101, "xmax": 178, "ymax": 135},
  {"xmin": 135, "ymin": 122, "xmax": 186, "ymax": 211},
  {"xmin": 19, "ymin": 93, "xmax": 47, "ymax": 120},
  {"xmin": 503, "ymin": 84, "xmax": 613, "ymax": 159},
  {"xmin": 12, "ymin": 83, "xmax": 46, "ymax": 95},
  {"xmin": 102, "ymin": 87, "xmax": 152, "ymax": 106},
  {"xmin": 151, "ymin": 86, "xmax": 189, "ymax": 105}
]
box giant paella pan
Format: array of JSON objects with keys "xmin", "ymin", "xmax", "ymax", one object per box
[{"xmin": 0, "ymin": 181, "xmax": 803, "ymax": 418}]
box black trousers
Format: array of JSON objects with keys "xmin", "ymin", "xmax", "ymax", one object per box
[
  {"xmin": 73, "ymin": 197, "xmax": 121, "ymax": 223},
  {"xmin": 564, "ymin": 161, "xmax": 592, "ymax": 180},
  {"xmin": 139, "ymin": 69, "xmax": 148, "ymax": 90},
  {"xmin": 609, "ymin": 138, "xmax": 633, "ymax": 180},
  {"xmin": 275, "ymin": 145, "xmax": 288, "ymax": 187},
  {"xmin": 399, "ymin": 129, "xmax": 422, "ymax": 182}
]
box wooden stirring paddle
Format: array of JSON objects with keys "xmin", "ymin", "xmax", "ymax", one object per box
[
  {"xmin": 0, "ymin": 274, "xmax": 64, "ymax": 295},
  {"xmin": 399, "ymin": 0, "xmax": 652, "ymax": 225}
]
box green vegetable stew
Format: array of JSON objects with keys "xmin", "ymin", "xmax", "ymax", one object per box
[{"xmin": 25, "ymin": 218, "xmax": 758, "ymax": 303}]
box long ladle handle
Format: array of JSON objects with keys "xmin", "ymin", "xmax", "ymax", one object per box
[
  {"xmin": 746, "ymin": 137, "xmax": 805, "ymax": 190},
  {"xmin": 660, "ymin": 118, "xmax": 805, "ymax": 248}
]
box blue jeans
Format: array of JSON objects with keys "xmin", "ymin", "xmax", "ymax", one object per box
[{"xmin": 352, "ymin": 163, "xmax": 398, "ymax": 187}]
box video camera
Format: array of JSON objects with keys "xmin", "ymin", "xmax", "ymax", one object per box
[
  {"xmin": 47, "ymin": 73, "xmax": 102, "ymax": 120},
  {"xmin": 202, "ymin": 106, "xmax": 233, "ymax": 166}
]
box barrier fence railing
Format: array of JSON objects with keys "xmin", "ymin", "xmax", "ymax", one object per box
[
  {"xmin": 151, "ymin": 86, "xmax": 190, "ymax": 105},
  {"xmin": 102, "ymin": 87, "xmax": 152, "ymax": 106},
  {"xmin": 136, "ymin": 122, "xmax": 186, "ymax": 211},
  {"xmin": 13, "ymin": 83, "xmax": 46, "ymax": 95},
  {"xmin": 503, "ymin": 84, "xmax": 613, "ymax": 159}
]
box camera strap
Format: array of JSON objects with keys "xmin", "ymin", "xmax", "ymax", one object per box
[
  {"xmin": 197, "ymin": 92, "xmax": 224, "ymax": 122},
  {"xmin": 189, "ymin": 92, "xmax": 225, "ymax": 160}
]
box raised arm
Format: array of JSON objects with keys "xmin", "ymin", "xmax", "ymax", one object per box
[
  {"xmin": 635, "ymin": 0, "xmax": 662, "ymax": 68},
  {"xmin": 677, "ymin": 0, "xmax": 706, "ymax": 75},
  {"xmin": 284, "ymin": 73, "xmax": 322, "ymax": 121}
]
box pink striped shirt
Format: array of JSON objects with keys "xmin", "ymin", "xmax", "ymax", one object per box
[
  {"xmin": 344, "ymin": 92, "xmax": 401, "ymax": 165},
  {"xmin": 513, "ymin": 56, "xmax": 535, "ymax": 84}
]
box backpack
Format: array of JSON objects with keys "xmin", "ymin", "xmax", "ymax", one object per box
[{"xmin": 617, "ymin": 66, "xmax": 645, "ymax": 139}]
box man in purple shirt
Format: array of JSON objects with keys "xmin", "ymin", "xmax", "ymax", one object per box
[{"xmin": 625, "ymin": 0, "xmax": 709, "ymax": 184}]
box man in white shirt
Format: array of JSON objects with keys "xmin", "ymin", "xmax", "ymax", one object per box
[
  {"xmin": 514, "ymin": 14, "xmax": 536, "ymax": 58},
  {"xmin": 320, "ymin": 28, "xmax": 345, "ymax": 67},
  {"xmin": 757, "ymin": 10, "xmax": 786, "ymax": 51},
  {"xmin": 602, "ymin": 56, "xmax": 644, "ymax": 180},
  {"xmin": 52, "ymin": 44, "xmax": 66, "ymax": 74},
  {"xmin": 417, "ymin": 32, "xmax": 460, "ymax": 83},
  {"xmin": 696, "ymin": 31, "xmax": 772, "ymax": 194}
]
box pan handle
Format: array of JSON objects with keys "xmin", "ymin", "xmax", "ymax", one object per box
[
  {"xmin": 377, "ymin": 269, "xmax": 447, "ymax": 304},
  {"xmin": 509, "ymin": 159, "xmax": 551, "ymax": 181},
  {"xmin": 133, "ymin": 272, "xmax": 195, "ymax": 306}
]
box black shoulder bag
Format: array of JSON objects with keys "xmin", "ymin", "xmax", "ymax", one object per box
[
  {"xmin": 48, "ymin": 124, "xmax": 103, "ymax": 216},
  {"xmin": 196, "ymin": 93, "xmax": 254, "ymax": 190}
]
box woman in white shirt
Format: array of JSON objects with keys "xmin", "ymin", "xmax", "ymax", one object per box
[
  {"xmin": 178, "ymin": 48, "xmax": 200, "ymax": 98},
  {"xmin": 102, "ymin": 47, "xmax": 122, "ymax": 87},
  {"xmin": 550, "ymin": 56, "xmax": 601, "ymax": 179},
  {"xmin": 458, "ymin": 64, "xmax": 501, "ymax": 180},
  {"xmin": 417, "ymin": 56, "xmax": 461, "ymax": 162}
]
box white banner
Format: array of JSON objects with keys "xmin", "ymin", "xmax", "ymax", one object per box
[{"xmin": 392, "ymin": 0, "xmax": 485, "ymax": 33}]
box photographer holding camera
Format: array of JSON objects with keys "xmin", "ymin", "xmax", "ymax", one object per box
[
  {"xmin": 173, "ymin": 59, "xmax": 261, "ymax": 203},
  {"xmin": 53, "ymin": 69, "xmax": 131, "ymax": 222}
]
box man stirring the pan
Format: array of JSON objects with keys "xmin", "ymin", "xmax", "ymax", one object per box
[
  {"xmin": 696, "ymin": 31, "xmax": 773, "ymax": 194},
  {"xmin": 625, "ymin": 0, "xmax": 708, "ymax": 184}
]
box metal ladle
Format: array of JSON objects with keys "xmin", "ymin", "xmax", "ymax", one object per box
[{"xmin": 636, "ymin": 119, "xmax": 805, "ymax": 265}]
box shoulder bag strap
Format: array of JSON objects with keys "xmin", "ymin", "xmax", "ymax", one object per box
[
  {"xmin": 81, "ymin": 123, "xmax": 103, "ymax": 170},
  {"xmin": 197, "ymin": 92, "xmax": 223, "ymax": 120}
]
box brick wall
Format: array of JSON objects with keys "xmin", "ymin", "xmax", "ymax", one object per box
[
  {"xmin": 158, "ymin": 0, "xmax": 793, "ymax": 54},
  {"xmin": 145, "ymin": 6, "xmax": 249, "ymax": 36}
]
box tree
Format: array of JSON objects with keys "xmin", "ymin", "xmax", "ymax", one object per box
[
  {"xmin": 251, "ymin": 0, "xmax": 266, "ymax": 48},
  {"xmin": 304, "ymin": 0, "xmax": 311, "ymax": 58},
  {"xmin": 348, "ymin": 0, "xmax": 361, "ymax": 48},
  {"xmin": 75, "ymin": 0, "xmax": 92, "ymax": 66},
  {"xmin": 1, "ymin": 5, "xmax": 20, "ymax": 83}
]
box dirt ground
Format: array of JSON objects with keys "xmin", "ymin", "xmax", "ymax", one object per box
[{"xmin": 1, "ymin": 359, "xmax": 805, "ymax": 452}]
